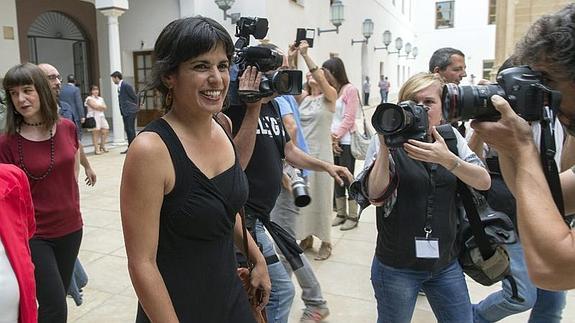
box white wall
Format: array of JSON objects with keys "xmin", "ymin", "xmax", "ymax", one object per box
[
  {"xmin": 412, "ymin": 0, "xmax": 496, "ymax": 85},
  {"xmin": 0, "ymin": 0, "xmax": 21, "ymax": 78}
]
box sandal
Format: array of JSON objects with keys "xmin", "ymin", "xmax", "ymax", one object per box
[
  {"xmin": 299, "ymin": 236, "xmax": 314, "ymax": 251},
  {"xmin": 315, "ymin": 242, "xmax": 332, "ymax": 260}
]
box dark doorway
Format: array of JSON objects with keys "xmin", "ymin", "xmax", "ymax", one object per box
[{"xmin": 28, "ymin": 11, "xmax": 90, "ymax": 98}]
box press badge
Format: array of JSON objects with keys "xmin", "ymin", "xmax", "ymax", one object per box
[{"xmin": 415, "ymin": 237, "xmax": 439, "ymax": 259}]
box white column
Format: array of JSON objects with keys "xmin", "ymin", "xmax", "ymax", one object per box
[{"xmin": 100, "ymin": 9, "xmax": 126, "ymax": 144}]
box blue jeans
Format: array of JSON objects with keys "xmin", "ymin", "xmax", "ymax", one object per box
[
  {"xmin": 270, "ymin": 187, "xmax": 327, "ymax": 310},
  {"xmin": 380, "ymin": 90, "xmax": 388, "ymax": 103},
  {"xmin": 67, "ymin": 258, "xmax": 88, "ymax": 306},
  {"xmin": 473, "ymin": 241, "xmax": 566, "ymax": 322},
  {"xmin": 255, "ymin": 220, "xmax": 295, "ymax": 323},
  {"xmin": 371, "ymin": 257, "xmax": 472, "ymax": 323}
]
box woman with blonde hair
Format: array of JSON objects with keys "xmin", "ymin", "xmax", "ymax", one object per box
[{"xmin": 352, "ymin": 72, "xmax": 490, "ymax": 322}]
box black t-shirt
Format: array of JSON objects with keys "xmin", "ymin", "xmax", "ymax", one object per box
[{"xmin": 225, "ymin": 102, "xmax": 291, "ymax": 220}]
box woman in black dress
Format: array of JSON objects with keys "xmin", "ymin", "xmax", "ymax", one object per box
[{"xmin": 120, "ymin": 16, "xmax": 271, "ymax": 322}]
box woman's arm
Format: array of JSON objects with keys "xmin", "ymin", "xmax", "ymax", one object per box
[
  {"xmin": 404, "ymin": 127, "xmax": 491, "ymax": 191},
  {"xmin": 86, "ymin": 97, "xmax": 106, "ymax": 112},
  {"xmin": 233, "ymin": 213, "xmax": 271, "ymax": 309},
  {"xmin": 366, "ymin": 135, "xmax": 391, "ymax": 204},
  {"xmin": 298, "ymin": 41, "xmax": 337, "ymax": 109},
  {"xmin": 120, "ymin": 133, "xmax": 179, "ymax": 323}
]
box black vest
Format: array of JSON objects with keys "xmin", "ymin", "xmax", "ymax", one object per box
[{"xmin": 375, "ymin": 147, "xmax": 460, "ymax": 272}]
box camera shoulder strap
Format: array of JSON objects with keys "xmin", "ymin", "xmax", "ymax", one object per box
[
  {"xmin": 437, "ymin": 124, "xmax": 494, "ymax": 259},
  {"xmin": 539, "ymin": 112, "xmax": 566, "ymax": 219}
]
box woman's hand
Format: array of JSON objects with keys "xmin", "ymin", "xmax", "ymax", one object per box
[
  {"xmin": 331, "ymin": 133, "xmax": 343, "ymax": 155},
  {"xmin": 403, "ymin": 126, "xmax": 455, "ymax": 166},
  {"xmin": 298, "ymin": 40, "xmax": 310, "ymax": 57},
  {"xmin": 239, "ymin": 66, "xmax": 261, "ymax": 92},
  {"xmin": 250, "ymin": 261, "xmax": 271, "ymax": 310}
]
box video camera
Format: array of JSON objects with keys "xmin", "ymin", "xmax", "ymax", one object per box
[
  {"xmin": 441, "ymin": 66, "xmax": 562, "ymax": 122},
  {"xmin": 371, "ymin": 101, "xmax": 429, "ymax": 147},
  {"xmin": 233, "ymin": 17, "xmax": 302, "ymax": 102}
]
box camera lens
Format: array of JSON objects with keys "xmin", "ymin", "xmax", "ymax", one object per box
[
  {"xmin": 380, "ymin": 107, "xmax": 405, "ymax": 133},
  {"xmin": 275, "ymin": 72, "xmax": 291, "ymax": 93},
  {"xmin": 442, "ymin": 83, "xmax": 506, "ymax": 121},
  {"xmin": 372, "ymin": 103, "xmax": 412, "ymax": 135}
]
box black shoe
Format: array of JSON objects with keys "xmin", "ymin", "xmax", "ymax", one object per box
[{"xmin": 120, "ymin": 149, "xmax": 128, "ymax": 154}]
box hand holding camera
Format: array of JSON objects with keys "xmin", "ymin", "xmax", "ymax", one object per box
[
  {"xmin": 238, "ymin": 66, "xmax": 262, "ymax": 104},
  {"xmin": 297, "ymin": 40, "xmax": 310, "ymax": 57},
  {"xmin": 403, "ymin": 126, "xmax": 456, "ymax": 167}
]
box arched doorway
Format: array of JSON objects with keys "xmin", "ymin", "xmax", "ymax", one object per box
[{"xmin": 28, "ymin": 11, "xmax": 90, "ymax": 98}]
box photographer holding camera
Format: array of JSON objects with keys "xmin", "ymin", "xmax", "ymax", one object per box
[
  {"xmin": 463, "ymin": 57, "xmax": 567, "ymax": 323},
  {"xmin": 471, "ymin": 4, "xmax": 575, "ymax": 291},
  {"xmin": 351, "ymin": 72, "xmax": 490, "ymax": 322},
  {"xmin": 224, "ymin": 20, "xmax": 352, "ymax": 322}
]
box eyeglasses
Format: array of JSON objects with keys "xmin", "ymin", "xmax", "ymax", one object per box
[{"xmin": 46, "ymin": 74, "xmax": 61, "ymax": 81}]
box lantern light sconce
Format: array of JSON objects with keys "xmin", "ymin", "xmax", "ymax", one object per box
[
  {"xmin": 214, "ymin": 0, "xmax": 241, "ymax": 24},
  {"xmin": 317, "ymin": 0, "xmax": 345, "ymax": 36},
  {"xmin": 351, "ymin": 18, "xmax": 375, "ymax": 45}
]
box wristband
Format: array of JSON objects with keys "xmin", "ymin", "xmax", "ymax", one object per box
[{"xmin": 447, "ymin": 158, "xmax": 461, "ymax": 172}]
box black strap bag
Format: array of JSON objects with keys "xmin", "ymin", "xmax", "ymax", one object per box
[{"xmin": 437, "ymin": 124, "xmax": 522, "ymax": 300}]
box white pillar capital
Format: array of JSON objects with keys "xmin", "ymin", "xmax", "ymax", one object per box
[{"xmin": 99, "ymin": 8, "xmax": 127, "ymax": 18}]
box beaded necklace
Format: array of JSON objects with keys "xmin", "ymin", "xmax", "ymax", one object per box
[
  {"xmin": 21, "ymin": 120, "xmax": 44, "ymax": 127},
  {"xmin": 17, "ymin": 126, "xmax": 55, "ymax": 181}
]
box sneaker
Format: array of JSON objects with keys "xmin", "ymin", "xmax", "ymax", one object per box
[{"xmin": 300, "ymin": 307, "xmax": 330, "ymax": 322}]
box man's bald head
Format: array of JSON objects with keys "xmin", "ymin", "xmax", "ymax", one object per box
[{"xmin": 38, "ymin": 63, "xmax": 62, "ymax": 97}]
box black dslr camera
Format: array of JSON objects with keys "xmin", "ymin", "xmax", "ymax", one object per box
[
  {"xmin": 441, "ymin": 66, "xmax": 562, "ymax": 122},
  {"xmin": 233, "ymin": 17, "xmax": 302, "ymax": 102},
  {"xmin": 371, "ymin": 101, "xmax": 429, "ymax": 147}
]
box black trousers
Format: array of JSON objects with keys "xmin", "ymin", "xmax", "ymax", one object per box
[
  {"xmin": 31, "ymin": 229, "xmax": 82, "ymax": 323},
  {"xmin": 122, "ymin": 113, "xmax": 137, "ymax": 145},
  {"xmin": 363, "ymin": 92, "xmax": 370, "ymax": 106},
  {"xmin": 333, "ymin": 144, "xmax": 355, "ymax": 199}
]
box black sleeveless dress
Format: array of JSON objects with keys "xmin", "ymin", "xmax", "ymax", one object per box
[{"xmin": 135, "ymin": 118, "xmax": 255, "ymax": 323}]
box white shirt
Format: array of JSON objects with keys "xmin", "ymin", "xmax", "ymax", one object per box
[{"xmin": 0, "ymin": 239, "xmax": 19, "ymax": 323}]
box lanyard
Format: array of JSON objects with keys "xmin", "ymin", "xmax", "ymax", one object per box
[{"xmin": 423, "ymin": 163, "xmax": 438, "ymax": 238}]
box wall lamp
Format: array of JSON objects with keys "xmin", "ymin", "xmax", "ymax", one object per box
[
  {"xmin": 214, "ymin": 0, "xmax": 241, "ymax": 24},
  {"xmin": 351, "ymin": 18, "xmax": 374, "ymax": 45},
  {"xmin": 407, "ymin": 46, "xmax": 419, "ymax": 59},
  {"xmin": 317, "ymin": 0, "xmax": 344, "ymax": 36}
]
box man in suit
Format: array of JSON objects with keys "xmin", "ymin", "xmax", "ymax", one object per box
[
  {"xmin": 110, "ymin": 71, "xmax": 139, "ymax": 154},
  {"xmin": 60, "ymin": 74, "xmax": 85, "ymax": 139}
]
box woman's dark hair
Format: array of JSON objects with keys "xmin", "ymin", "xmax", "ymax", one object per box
[
  {"xmin": 321, "ymin": 57, "xmax": 350, "ymax": 92},
  {"xmin": 90, "ymin": 84, "xmax": 99, "ymax": 92},
  {"xmin": 2, "ymin": 63, "xmax": 59, "ymax": 135},
  {"xmin": 149, "ymin": 16, "xmax": 234, "ymax": 111}
]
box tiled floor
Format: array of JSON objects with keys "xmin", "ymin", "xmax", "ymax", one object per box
[{"xmin": 68, "ymin": 147, "xmax": 575, "ymax": 322}]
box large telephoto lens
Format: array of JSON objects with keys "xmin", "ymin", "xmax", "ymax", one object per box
[
  {"xmin": 372, "ymin": 103, "xmax": 413, "ymax": 135},
  {"xmin": 441, "ymin": 83, "xmax": 506, "ymax": 121}
]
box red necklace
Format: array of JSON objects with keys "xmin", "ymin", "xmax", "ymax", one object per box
[{"xmin": 17, "ymin": 127, "xmax": 55, "ymax": 181}]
